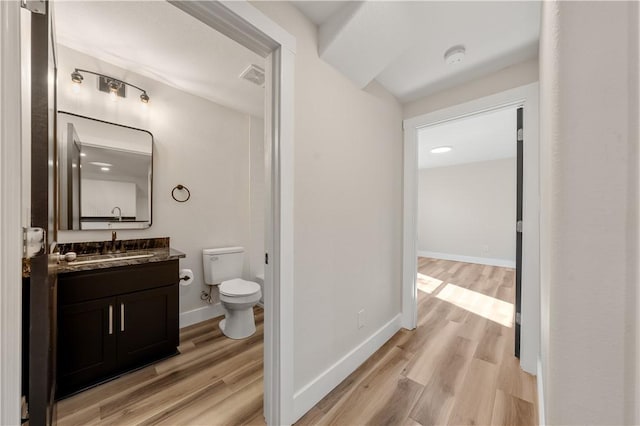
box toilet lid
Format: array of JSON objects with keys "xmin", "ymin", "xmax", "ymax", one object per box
[{"xmin": 220, "ymin": 278, "xmax": 261, "ymax": 297}]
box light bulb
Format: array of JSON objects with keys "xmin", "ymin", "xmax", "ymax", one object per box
[
  {"xmin": 109, "ymin": 90, "xmax": 118, "ymax": 102},
  {"xmin": 72, "ymin": 81, "xmax": 81, "ymax": 94},
  {"xmin": 70, "ymin": 70, "xmax": 83, "ymax": 84}
]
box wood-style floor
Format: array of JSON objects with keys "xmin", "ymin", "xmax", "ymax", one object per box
[
  {"xmin": 297, "ymin": 258, "xmax": 537, "ymax": 426},
  {"xmin": 57, "ymin": 258, "xmax": 536, "ymax": 425}
]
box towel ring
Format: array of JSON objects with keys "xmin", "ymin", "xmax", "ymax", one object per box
[{"xmin": 171, "ymin": 184, "xmax": 191, "ymax": 203}]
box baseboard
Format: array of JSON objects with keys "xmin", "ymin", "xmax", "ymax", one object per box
[
  {"xmin": 537, "ymin": 356, "xmax": 546, "ymax": 426},
  {"xmin": 417, "ymin": 250, "xmax": 516, "ymax": 268},
  {"xmin": 179, "ymin": 304, "xmax": 225, "ymax": 328},
  {"xmin": 292, "ymin": 314, "xmax": 402, "ymax": 422}
]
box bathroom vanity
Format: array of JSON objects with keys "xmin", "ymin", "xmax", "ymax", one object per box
[{"xmin": 46, "ymin": 239, "xmax": 185, "ymax": 398}]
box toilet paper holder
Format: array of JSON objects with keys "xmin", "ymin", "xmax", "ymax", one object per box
[{"xmin": 179, "ymin": 268, "xmax": 194, "ymax": 286}]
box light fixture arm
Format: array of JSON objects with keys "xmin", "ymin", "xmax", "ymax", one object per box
[{"xmin": 71, "ymin": 68, "xmax": 150, "ymax": 102}]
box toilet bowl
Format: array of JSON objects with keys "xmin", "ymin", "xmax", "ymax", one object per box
[
  {"xmin": 218, "ymin": 278, "xmax": 261, "ymax": 339},
  {"xmin": 202, "ymin": 247, "xmax": 261, "ymax": 340}
]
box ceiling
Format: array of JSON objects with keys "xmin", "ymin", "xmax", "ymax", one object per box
[
  {"xmin": 54, "ymin": 1, "xmax": 265, "ymax": 117},
  {"xmin": 81, "ymin": 145, "xmax": 150, "ymax": 182},
  {"xmin": 292, "ymin": 1, "xmax": 353, "ymax": 25},
  {"xmin": 418, "ymin": 107, "xmax": 517, "ymax": 169},
  {"xmin": 292, "ymin": 1, "xmax": 540, "ymax": 102}
]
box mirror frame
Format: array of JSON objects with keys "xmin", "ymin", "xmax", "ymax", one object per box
[{"xmin": 56, "ymin": 110, "xmax": 154, "ymax": 230}]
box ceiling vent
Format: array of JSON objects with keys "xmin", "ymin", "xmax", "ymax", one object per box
[{"xmin": 240, "ymin": 64, "xmax": 265, "ymax": 87}]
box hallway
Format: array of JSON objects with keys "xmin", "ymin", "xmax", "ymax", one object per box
[{"xmin": 297, "ymin": 258, "xmax": 537, "ymax": 425}]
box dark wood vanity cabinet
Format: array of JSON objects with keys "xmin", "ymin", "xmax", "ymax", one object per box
[
  {"xmin": 58, "ymin": 297, "xmax": 118, "ymax": 397},
  {"xmin": 57, "ymin": 260, "xmax": 179, "ymax": 398},
  {"xmin": 116, "ymin": 285, "xmax": 178, "ymax": 370}
]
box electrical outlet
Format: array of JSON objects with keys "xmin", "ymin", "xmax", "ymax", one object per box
[
  {"xmin": 358, "ymin": 309, "xmax": 365, "ymax": 329},
  {"xmin": 481, "ymin": 244, "xmax": 489, "ymax": 256}
]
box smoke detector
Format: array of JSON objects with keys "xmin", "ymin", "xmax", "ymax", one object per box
[
  {"xmin": 239, "ymin": 64, "xmax": 265, "ymax": 87},
  {"xmin": 444, "ymin": 45, "xmax": 466, "ymax": 65}
]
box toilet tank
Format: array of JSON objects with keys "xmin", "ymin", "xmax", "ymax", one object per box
[{"xmin": 202, "ymin": 247, "xmax": 244, "ymax": 285}]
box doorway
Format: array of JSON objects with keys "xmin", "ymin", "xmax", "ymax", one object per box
[
  {"xmin": 401, "ymin": 83, "xmax": 540, "ymax": 375},
  {"xmin": 0, "ymin": 1, "xmax": 296, "ymax": 425},
  {"xmin": 415, "ymin": 105, "xmax": 520, "ymax": 351}
]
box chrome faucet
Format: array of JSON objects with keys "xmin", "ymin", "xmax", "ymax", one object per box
[{"xmin": 111, "ymin": 206, "xmax": 122, "ymax": 222}]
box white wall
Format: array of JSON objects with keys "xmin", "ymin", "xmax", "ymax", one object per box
[
  {"xmin": 418, "ymin": 158, "xmax": 515, "ymax": 266},
  {"xmin": 56, "ymin": 45, "xmax": 261, "ymax": 315},
  {"xmin": 81, "ymin": 179, "xmax": 136, "ymax": 217},
  {"xmin": 252, "ymin": 0, "xmax": 403, "ymax": 402},
  {"xmin": 539, "ymin": 2, "xmax": 639, "ymax": 424},
  {"xmin": 403, "ymin": 58, "xmax": 538, "ymax": 120}
]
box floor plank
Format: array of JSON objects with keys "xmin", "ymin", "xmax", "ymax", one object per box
[
  {"xmin": 367, "ymin": 377, "xmax": 424, "ymax": 426},
  {"xmin": 447, "ymin": 358, "xmax": 499, "ymax": 426},
  {"xmin": 408, "ymin": 336, "xmax": 475, "ymax": 425},
  {"xmin": 491, "ymin": 389, "xmax": 536, "ymax": 426}
]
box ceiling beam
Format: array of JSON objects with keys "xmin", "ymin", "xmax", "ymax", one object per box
[{"xmin": 318, "ymin": 1, "xmax": 418, "ymax": 89}]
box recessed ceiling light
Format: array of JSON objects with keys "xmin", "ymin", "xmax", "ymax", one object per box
[
  {"xmin": 80, "ymin": 152, "xmax": 87, "ymax": 157},
  {"xmin": 89, "ymin": 161, "xmax": 113, "ymax": 167},
  {"xmin": 431, "ymin": 146, "xmax": 453, "ymax": 154},
  {"xmin": 101, "ymin": 167, "xmax": 110, "ymax": 171},
  {"xmin": 444, "ymin": 45, "xmax": 465, "ymax": 65}
]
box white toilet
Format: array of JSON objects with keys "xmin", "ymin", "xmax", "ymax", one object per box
[{"xmin": 202, "ymin": 247, "xmax": 262, "ymax": 339}]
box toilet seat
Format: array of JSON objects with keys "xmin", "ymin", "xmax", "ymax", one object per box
[{"xmin": 220, "ymin": 278, "xmax": 261, "ymax": 297}]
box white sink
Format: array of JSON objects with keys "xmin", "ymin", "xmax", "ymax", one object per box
[{"xmin": 68, "ymin": 253, "xmax": 155, "ymax": 266}]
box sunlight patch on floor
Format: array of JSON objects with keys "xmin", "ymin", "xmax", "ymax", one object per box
[
  {"xmin": 436, "ymin": 283, "xmax": 514, "ymax": 327},
  {"xmin": 417, "ymin": 273, "xmax": 443, "ymax": 294}
]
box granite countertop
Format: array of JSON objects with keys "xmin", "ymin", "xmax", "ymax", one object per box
[
  {"xmin": 22, "ymin": 237, "xmax": 186, "ymax": 277},
  {"xmin": 57, "ymin": 247, "xmax": 186, "ymax": 275}
]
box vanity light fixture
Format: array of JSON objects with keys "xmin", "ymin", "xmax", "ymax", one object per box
[
  {"xmin": 70, "ymin": 68, "xmax": 151, "ymax": 103},
  {"xmin": 71, "ymin": 70, "xmax": 83, "ymax": 94},
  {"xmin": 107, "ymin": 80, "xmax": 121, "ymax": 101},
  {"xmin": 431, "ymin": 146, "xmax": 453, "ymax": 154},
  {"xmin": 71, "ymin": 70, "xmax": 83, "ymax": 84}
]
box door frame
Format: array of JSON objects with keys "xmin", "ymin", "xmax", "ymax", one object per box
[
  {"xmin": 0, "ymin": 1, "xmax": 297, "ymax": 425},
  {"xmin": 402, "ymin": 83, "xmax": 539, "ymax": 374},
  {"xmin": 0, "ymin": 2, "xmax": 25, "ymax": 424}
]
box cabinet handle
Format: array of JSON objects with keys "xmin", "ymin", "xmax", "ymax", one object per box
[
  {"xmin": 120, "ymin": 303, "xmax": 125, "ymax": 332},
  {"xmin": 108, "ymin": 305, "xmax": 113, "ymax": 335}
]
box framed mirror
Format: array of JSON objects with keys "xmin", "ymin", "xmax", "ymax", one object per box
[{"xmin": 57, "ymin": 111, "xmax": 153, "ymax": 230}]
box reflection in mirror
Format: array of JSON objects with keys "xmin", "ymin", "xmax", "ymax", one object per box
[{"xmin": 57, "ymin": 112, "xmax": 153, "ymax": 230}]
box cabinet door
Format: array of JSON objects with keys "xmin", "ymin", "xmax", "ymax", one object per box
[
  {"xmin": 116, "ymin": 285, "xmax": 178, "ymax": 370},
  {"xmin": 57, "ymin": 297, "xmax": 117, "ymax": 397}
]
